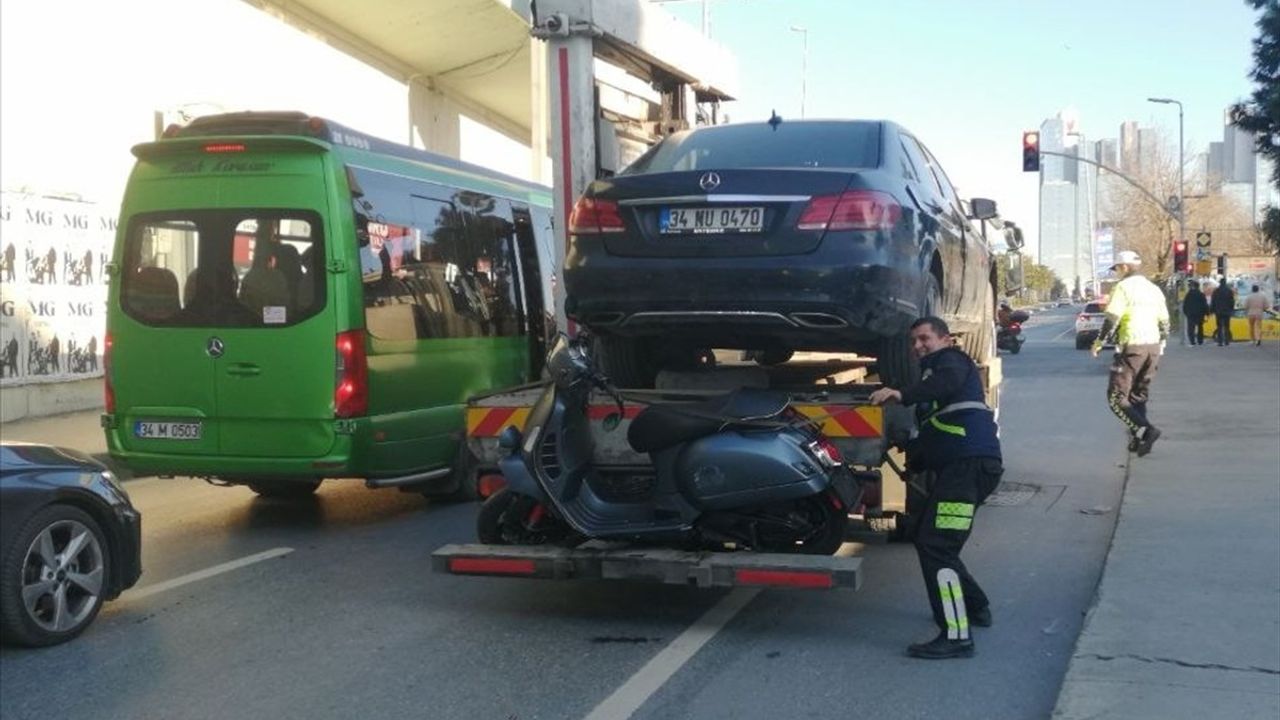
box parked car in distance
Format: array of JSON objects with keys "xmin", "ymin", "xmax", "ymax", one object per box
[
  {"xmin": 563, "ymin": 119, "xmax": 1000, "ymax": 388},
  {"xmin": 0, "ymin": 443, "xmax": 142, "ymax": 647},
  {"xmin": 1075, "ymin": 301, "xmax": 1109, "ymax": 349}
]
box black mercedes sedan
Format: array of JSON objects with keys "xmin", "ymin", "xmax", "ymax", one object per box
[
  {"xmin": 563, "ymin": 119, "xmax": 1000, "ymax": 387},
  {"xmin": 0, "ymin": 443, "xmax": 142, "ymax": 647}
]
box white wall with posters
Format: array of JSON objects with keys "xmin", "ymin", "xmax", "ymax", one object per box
[
  {"xmin": 0, "ymin": 0, "xmax": 542, "ymax": 420},
  {"xmin": 0, "ymin": 194, "xmax": 115, "ymax": 420}
]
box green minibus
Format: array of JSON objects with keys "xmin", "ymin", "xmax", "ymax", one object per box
[{"xmin": 104, "ymin": 112, "xmax": 554, "ymax": 498}]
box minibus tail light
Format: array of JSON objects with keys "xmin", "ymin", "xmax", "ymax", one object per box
[
  {"xmin": 335, "ymin": 330, "xmax": 368, "ymax": 418},
  {"xmin": 203, "ymin": 143, "xmax": 246, "ymax": 153},
  {"xmin": 104, "ymin": 333, "xmax": 115, "ymax": 414}
]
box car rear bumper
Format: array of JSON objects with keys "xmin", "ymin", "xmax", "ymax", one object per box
[{"xmin": 565, "ymin": 238, "xmax": 926, "ymax": 348}]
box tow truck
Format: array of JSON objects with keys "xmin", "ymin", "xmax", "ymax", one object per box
[
  {"xmin": 433, "ymin": 352, "xmax": 1002, "ymax": 590},
  {"xmin": 432, "ymin": 0, "xmax": 1005, "ymax": 591}
]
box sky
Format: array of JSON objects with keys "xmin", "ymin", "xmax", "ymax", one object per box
[{"xmin": 656, "ymin": 0, "xmax": 1262, "ymax": 259}]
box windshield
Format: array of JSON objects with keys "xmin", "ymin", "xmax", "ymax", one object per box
[
  {"xmin": 121, "ymin": 210, "xmax": 325, "ymax": 328},
  {"xmin": 622, "ymin": 121, "xmax": 881, "ymax": 174}
]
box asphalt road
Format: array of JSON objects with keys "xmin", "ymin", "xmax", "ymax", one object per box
[{"xmin": 0, "ymin": 306, "xmax": 1131, "ymax": 720}]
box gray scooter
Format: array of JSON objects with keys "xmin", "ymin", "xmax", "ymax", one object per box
[{"xmin": 478, "ymin": 336, "xmax": 863, "ymax": 554}]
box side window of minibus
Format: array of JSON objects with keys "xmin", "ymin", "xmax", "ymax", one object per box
[{"xmin": 460, "ymin": 196, "xmax": 522, "ymax": 338}]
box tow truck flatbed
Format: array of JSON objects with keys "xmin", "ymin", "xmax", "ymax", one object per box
[{"xmin": 433, "ymin": 542, "xmax": 863, "ymax": 590}]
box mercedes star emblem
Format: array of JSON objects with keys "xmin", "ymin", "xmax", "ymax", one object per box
[
  {"xmin": 206, "ymin": 337, "xmax": 225, "ymax": 358},
  {"xmin": 698, "ymin": 172, "xmax": 722, "ymax": 191}
]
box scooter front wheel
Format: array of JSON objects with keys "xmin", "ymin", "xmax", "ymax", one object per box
[{"xmin": 476, "ymin": 489, "xmax": 569, "ymax": 545}]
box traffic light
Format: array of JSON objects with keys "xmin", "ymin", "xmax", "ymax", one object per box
[
  {"xmin": 1022, "ymin": 131, "xmax": 1040, "ymax": 172},
  {"xmin": 1172, "ymin": 240, "xmax": 1188, "ymax": 273}
]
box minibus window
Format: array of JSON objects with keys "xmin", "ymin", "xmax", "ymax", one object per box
[
  {"xmin": 122, "ymin": 210, "xmax": 324, "ymax": 327},
  {"xmin": 350, "ymin": 166, "xmax": 526, "ymax": 342}
]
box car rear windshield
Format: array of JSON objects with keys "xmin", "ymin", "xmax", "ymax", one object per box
[
  {"xmin": 1085, "ymin": 303, "xmax": 1106, "ymax": 313},
  {"xmin": 622, "ymin": 121, "xmax": 881, "ymax": 174},
  {"xmin": 121, "ymin": 210, "xmax": 325, "ymax": 328}
]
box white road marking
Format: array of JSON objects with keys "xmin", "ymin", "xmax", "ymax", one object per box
[
  {"xmin": 124, "ymin": 547, "xmax": 294, "ymax": 600},
  {"xmin": 582, "ymin": 588, "xmax": 761, "ymax": 720}
]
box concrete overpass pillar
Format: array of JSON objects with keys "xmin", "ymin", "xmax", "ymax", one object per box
[
  {"xmin": 530, "ymin": 39, "xmax": 550, "ymax": 184},
  {"xmin": 407, "ymin": 78, "xmax": 461, "ymax": 157}
]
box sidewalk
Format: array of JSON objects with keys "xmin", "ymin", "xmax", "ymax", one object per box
[
  {"xmin": 0, "ymin": 407, "xmax": 125, "ymax": 474},
  {"xmin": 1053, "ymin": 341, "xmax": 1280, "ymax": 718}
]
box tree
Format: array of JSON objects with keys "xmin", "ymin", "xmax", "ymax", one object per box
[
  {"xmin": 1233, "ymin": 0, "xmax": 1280, "ymax": 251},
  {"xmin": 1099, "ymin": 130, "xmax": 1180, "ymax": 278}
]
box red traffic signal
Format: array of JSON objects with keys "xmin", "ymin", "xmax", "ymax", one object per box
[
  {"xmin": 1173, "ymin": 240, "xmax": 1189, "ymax": 273},
  {"xmin": 1022, "ymin": 131, "xmax": 1040, "ymax": 172}
]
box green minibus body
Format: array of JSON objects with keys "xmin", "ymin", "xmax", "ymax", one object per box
[{"xmin": 105, "ymin": 113, "xmax": 554, "ymax": 492}]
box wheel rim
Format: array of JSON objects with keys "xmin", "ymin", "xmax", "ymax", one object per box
[{"xmin": 21, "ymin": 519, "xmax": 104, "ymax": 633}]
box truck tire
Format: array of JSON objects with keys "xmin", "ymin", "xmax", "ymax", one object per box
[
  {"xmin": 593, "ymin": 335, "xmax": 657, "ymax": 388},
  {"xmin": 965, "ymin": 284, "xmax": 996, "ymax": 367}
]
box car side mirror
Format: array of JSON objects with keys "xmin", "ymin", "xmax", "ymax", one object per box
[{"xmin": 970, "ymin": 198, "xmax": 998, "ymax": 220}]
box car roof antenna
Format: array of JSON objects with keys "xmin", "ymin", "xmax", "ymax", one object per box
[{"xmin": 768, "ymin": 110, "xmax": 783, "ymax": 131}]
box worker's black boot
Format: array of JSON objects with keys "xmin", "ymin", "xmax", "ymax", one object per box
[
  {"xmin": 907, "ymin": 631, "xmax": 974, "ymax": 659},
  {"xmin": 970, "ymin": 605, "xmax": 992, "ymax": 627},
  {"xmin": 1136, "ymin": 426, "xmax": 1162, "ymax": 457}
]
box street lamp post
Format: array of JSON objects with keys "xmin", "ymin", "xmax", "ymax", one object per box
[
  {"xmin": 1148, "ymin": 97, "xmax": 1184, "ymax": 273},
  {"xmin": 790, "ymin": 25, "xmax": 808, "ymax": 118}
]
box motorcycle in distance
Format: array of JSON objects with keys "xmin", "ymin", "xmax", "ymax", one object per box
[
  {"xmin": 478, "ymin": 335, "xmax": 869, "ymax": 555},
  {"xmin": 997, "ymin": 308, "xmax": 1030, "ymax": 354}
]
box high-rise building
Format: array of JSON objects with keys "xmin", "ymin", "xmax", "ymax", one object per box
[
  {"xmin": 1224, "ymin": 123, "xmax": 1257, "ymax": 183},
  {"xmin": 1208, "ymin": 141, "xmax": 1225, "ymax": 187},
  {"xmin": 1040, "ymin": 116, "xmax": 1067, "ymax": 182},
  {"xmin": 1096, "ymin": 139, "xmax": 1118, "ymax": 170},
  {"xmin": 1119, "ymin": 121, "xmax": 1140, "ymax": 172},
  {"xmin": 1038, "ymin": 110, "xmax": 1098, "ymax": 293}
]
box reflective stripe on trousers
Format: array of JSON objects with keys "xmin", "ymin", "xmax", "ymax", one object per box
[{"xmin": 938, "ymin": 568, "xmax": 969, "ymax": 640}]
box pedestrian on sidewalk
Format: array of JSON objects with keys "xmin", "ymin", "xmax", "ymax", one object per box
[
  {"xmin": 1182, "ymin": 281, "xmax": 1208, "ymax": 346},
  {"xmin": 870, "ymin": 316, "xmax": 1002, "ymax": 660},
  {"xmin": 1211, "ymin": 277, "xmax": 1236, "ymax": 346},
  {"xmin": 1244, "ymin": 285, "xmax": 1269, "ymax": 346},
  {"xmin": 1092, "ymin": 250, "xmax": 1169, "ymax": 457}
]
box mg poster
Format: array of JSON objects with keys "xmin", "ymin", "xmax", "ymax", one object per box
[{"xmin": 0, "ymin": 193, "xmax": 113, "ymax": 386}]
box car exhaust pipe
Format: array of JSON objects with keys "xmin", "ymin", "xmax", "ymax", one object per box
[{"xmin": 790, "ymin": 312, "xmax": 849, "ymax": 328}]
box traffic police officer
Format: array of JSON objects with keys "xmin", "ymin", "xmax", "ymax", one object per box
[
  {"xmin": 1092, "ymin": 250, "xmax": 1169, "ymax": 456},
  {"xmin": 870, "ymin": 316, "xmax": 1002, "ymax": 659}
]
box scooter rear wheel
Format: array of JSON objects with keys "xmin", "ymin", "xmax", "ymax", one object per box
[
  {"xmin": 476, "ymin": 489, "xmax": 568, "ymax": 545},
  {"xmin": 751, "ymin": 492, "xmax": 848, "ymax": 555}
]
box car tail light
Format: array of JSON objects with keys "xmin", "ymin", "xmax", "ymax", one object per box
[
  {"xmin": 568, "ymin": 197, "xmax": 625, "ymax": 234},
  {"xmin": 103, "ymin": 333, "xmax": 115, "ymax": 413},
  {"xmin": 335, "ymin": 330, "xmax": 368, "ymax": 418},
  {"xmin": 797, "ymin": 190, "xmax": 901, "ymax": 231}
]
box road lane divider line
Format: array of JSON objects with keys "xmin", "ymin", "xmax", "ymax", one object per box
[
  {"xmin": 125, "ymin": 547, "xmax": 295, "ymax": 601},
  {"xmin": 582, "ymin": 588, "xmax": 760, "ymax": 720}
]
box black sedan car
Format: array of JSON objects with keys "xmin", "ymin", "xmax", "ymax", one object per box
[
  {"xmin": 0, "ymin": 443, "xmax": 141, "ymax": 647},
  {"xmin": 564, "ymin": 119, "xmax": 999, "ymax": 387}
]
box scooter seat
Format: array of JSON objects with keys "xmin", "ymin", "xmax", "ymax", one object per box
[{"xmin": 627, "ymin": 388, "xmax": 791, "ymax": 454}]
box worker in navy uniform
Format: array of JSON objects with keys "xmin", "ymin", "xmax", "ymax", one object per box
[{"xmin": 870, "ymin": 316, "xmax": 1003, "ymax": 659}]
